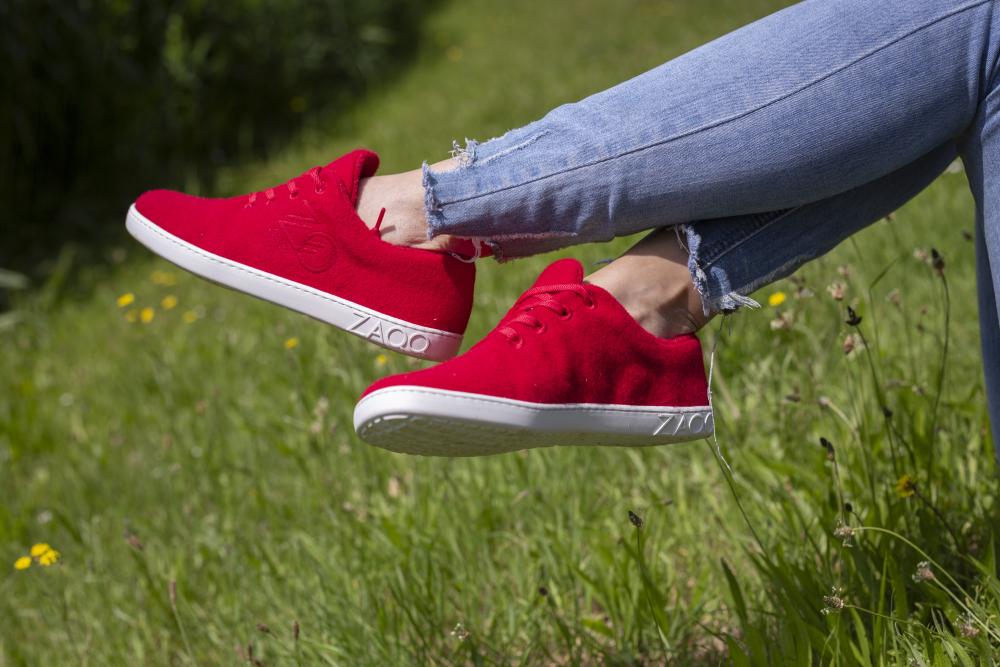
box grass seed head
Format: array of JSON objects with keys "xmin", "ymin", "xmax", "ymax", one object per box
[
  {"xmin": 845, "ymin": 306, "xmax": 862, "ymax": 327},
  {"xmin": 820, "ymin": 437, "xmax": 835, "ymax": 461},
  {"xmin": 821, "ymin": 587, "xmax": 846, "ymax": 614},
  {"xmin": 628, "ymin": 510, "xmax": 644, "ymax": 529},
  {"xmin": 930, "ymin": 248, "xmax": 945, "ymax": 276},
  {"xmin": 833, "ymin": 522, "xmax": 855, "ymax": 546},
  {"xmin": 451, "ymin": 623, "xmax": 470, "ymax": 641},
  {"xmin": 770, "ymin": 311, "xmax": 793, "ymax": 330},
  {"xmin": 958, "ymin": 616, "xmax": 980, "ymax": 638},
  {"xmin": 827, "ymin": 281, "xmax": 846, "ymax": 301},
  {"xmin": 842, "ymin": 333, "xmax": 863, "ymax": 355},
  {"xmin": 124, "ymin": 532, "xmax": 144, "ymax": 551},
  {"xmin": 912, "ymin": 561, "xmax": 935, "ymax": 583}
]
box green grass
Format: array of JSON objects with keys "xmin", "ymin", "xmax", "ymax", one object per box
[{"xmin": 2, "ymin": 0, "xmax": 998, "ymax": 664}]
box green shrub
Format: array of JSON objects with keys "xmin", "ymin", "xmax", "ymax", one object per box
[{"xmin": 0, "ymin": 0, "xmax": 432, "ymax": 267}]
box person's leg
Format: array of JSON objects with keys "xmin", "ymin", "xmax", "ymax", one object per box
[
  {"xmin": 973, "ymin": 216, "xmax": 1000, "ymax": 458},
  {"xmin": 354, "ymin": 0, "xmax": 1000, "ymax": 454},
  {"xmin": 587, "ymin": 143, "xmax": 957, "ymax": 337},
  {"xmin": 354, "ymin": 141, "xmax": 984, "ymax": 456},
  {"xmin": 959, "ymin": 78, "xmax": 1000, "ymax": 458},
  {"xmin": 357, "ymin": 159, "xmax": 459, "ymax": 252},
  {"xmin": 362, "ymin": 142, "xmax": 959, "ymax": 338},
  {"xmin": 359, "ymin": 0, "xmax": 993, "ymax": 260}
]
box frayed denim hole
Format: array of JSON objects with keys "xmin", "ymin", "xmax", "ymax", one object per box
[
  {"xmin": 474, "ymin": 130, "xmax": 551, "ymax": 167},
  {"xmin": 449, "ymin": 138, "xmax": 479, "ymax": 166}
]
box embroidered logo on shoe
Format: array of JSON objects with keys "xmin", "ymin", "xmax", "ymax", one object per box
[
  {"xmin": 279, "ymin": 214, "xmax": 337, "ymax": 273},
  {"xmin": 350, "ymin": 311, "xmax": 431, "ymax": 354}
]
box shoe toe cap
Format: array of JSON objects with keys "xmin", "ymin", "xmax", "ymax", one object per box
[{"xmin": 132, "ymin": 189, "xmax": 227, "ymax": 246}]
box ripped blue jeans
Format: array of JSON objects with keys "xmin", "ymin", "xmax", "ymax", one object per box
[{"xmin": 423, "ymin": 0, "xmax": 1000, "ymax": 450}]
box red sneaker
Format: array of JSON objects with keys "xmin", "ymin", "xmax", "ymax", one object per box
[
  {"xmin": 354, "ymin": 258, "xmax": 713, "ymax": 456},
  {"xmin": 126, "ymin": 149, "xmax": 475, "ymax": 361}
]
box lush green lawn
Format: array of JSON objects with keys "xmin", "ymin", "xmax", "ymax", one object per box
[{"xmin": 3, "ymin": 0, "xmax": 998, "ymax": 664}]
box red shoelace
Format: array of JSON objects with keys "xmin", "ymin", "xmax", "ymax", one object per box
[
  {"xmin": 499, "ymin": 283, "xmax": 595, "ymax": 345},
  {"xmin": 247, "ymin": 166, "xmax": 326, "ymax": 207}
]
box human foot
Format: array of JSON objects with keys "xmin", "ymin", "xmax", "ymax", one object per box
[
  {"xmin": 354, "ymin": 258, "xmax": 713, "ymax": 456},
  {"xmin": 126, "ymin": 149, "xmax": 475, "ymax": 361},
  {"xmin": 355, "ymin": 157, "xmax": 488, "ymax": 257},
  {"xmin": 587, "ymin": 227, "xmax": 710, "ymax": 338}
]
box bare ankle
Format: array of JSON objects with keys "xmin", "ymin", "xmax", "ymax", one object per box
[
  {"xmin": 355, "ymin": 158, "xmax": 462, "ymax": 253},
  {"xmin": 587, "ymin": 228, "xmax": 711, "ymax": 339}
]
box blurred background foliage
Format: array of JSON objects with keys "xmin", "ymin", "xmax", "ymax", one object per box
[{"xmin": 0, "ymin": 0, "xmax": 433, "ymax": 274}]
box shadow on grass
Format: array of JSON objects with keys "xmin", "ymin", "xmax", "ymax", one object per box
[{"xmin": 1, "ymin": 0, "xmax": 442, "ymax": 299}]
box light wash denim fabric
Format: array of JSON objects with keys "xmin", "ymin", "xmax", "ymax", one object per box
[{"xmin": 423, "ymin": 0, "xmax": 1000, "ymax": 451}]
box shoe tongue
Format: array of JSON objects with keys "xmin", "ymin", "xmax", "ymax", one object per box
[
  {"xmin": 532, "ymin": 258, "xmax": 585, "ymax": 287},
  {"xmin": 321, "ymin": 149, "xmax": 380, "ymax": 204}
]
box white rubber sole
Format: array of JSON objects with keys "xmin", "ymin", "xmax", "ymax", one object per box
[
  {"xmin": 354, "ymin": 386, "xmax": 714, "ymax": 457},
  {"xmin": 125, "ymin": 204, "xmax": 462, "ymax": 361}
]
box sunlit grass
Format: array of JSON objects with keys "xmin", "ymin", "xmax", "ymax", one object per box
[{"xmin": 2, "ymin": 0, "xmax": 996, "ymax": 664}]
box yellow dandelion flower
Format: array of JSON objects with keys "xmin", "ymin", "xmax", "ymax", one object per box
[
  {"xmin": 151, "ymin": 270, "xmax": 177, "ymax": 286},
  {"xmin": 375, "ymin": 354, "xmax": 388, "ymax": 367},
  {"xmin": 182, "ymin": 310, "xmax": 198, "ymax": 324},
  {"xmin": 768, "ymin": 291, "xmax": 787, "ymax": 307},
  {"xmin": 125, "ymin": 309, "xmax": 138, "ymax": 323},
  {"xmin": 117, "ymin": 292, "xmax": 135, "ymax": 308},
  {"xmin": 284, "ymin": 337, "xmax": 300, "ymax": 350},
  {"xmin": 895, "ymin": 474, "xmax": 916, "ymax": 498},
  {"xmin": 38, "ymin": 549, "xmax": 59, "ymax": 566},
  {"xmin": 161, "ymin": 295, "xmax": 178, "ymax": 310},
  {"xmin": 14, "ymin": 556, "xmax": 31, "ymax": 570},
  {"xmin": 140, "ymin": 307, "xmax": 155, "ymax": 324},
  {"xmin": 30, "ymin": 543, "xmax": 52, "ymax": 557}
]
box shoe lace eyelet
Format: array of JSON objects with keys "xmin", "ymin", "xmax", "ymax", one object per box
[
  {"xmin": 289, "ymin": 192, "xmax": 299, "ymax": 200},
  {"xmin": 507, "ymin": 333, "xmax": 523, "ymax": 348},
  {"xmin": 558, "ymin": 308, "xmax": 572, "ymax": 320},
  {"xmin": 585, "ymin": 298, "xmax": 596, "ymax": 309},
  {"xmin": 533, "ymin": 322, "xmax": 547, "ymax": 334},
  {"xmin": 314, "ymin": 186, "xmax": 325, "ymax": 194}
]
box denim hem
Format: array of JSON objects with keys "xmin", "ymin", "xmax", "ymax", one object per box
[
  {"xmin": 421, "ymin": 161, "xmax": 447, "ymax": 241},
  {"xmin": 423, "ymin": 159, "xmax": 507, "ymax": 257},
  {"xmin": 422, "ymin": 141, "xmax": 580, "ymax": 262},
  {"xmin": 682, "ymin": 224, "xmax": 761, "ymax": 316}
]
